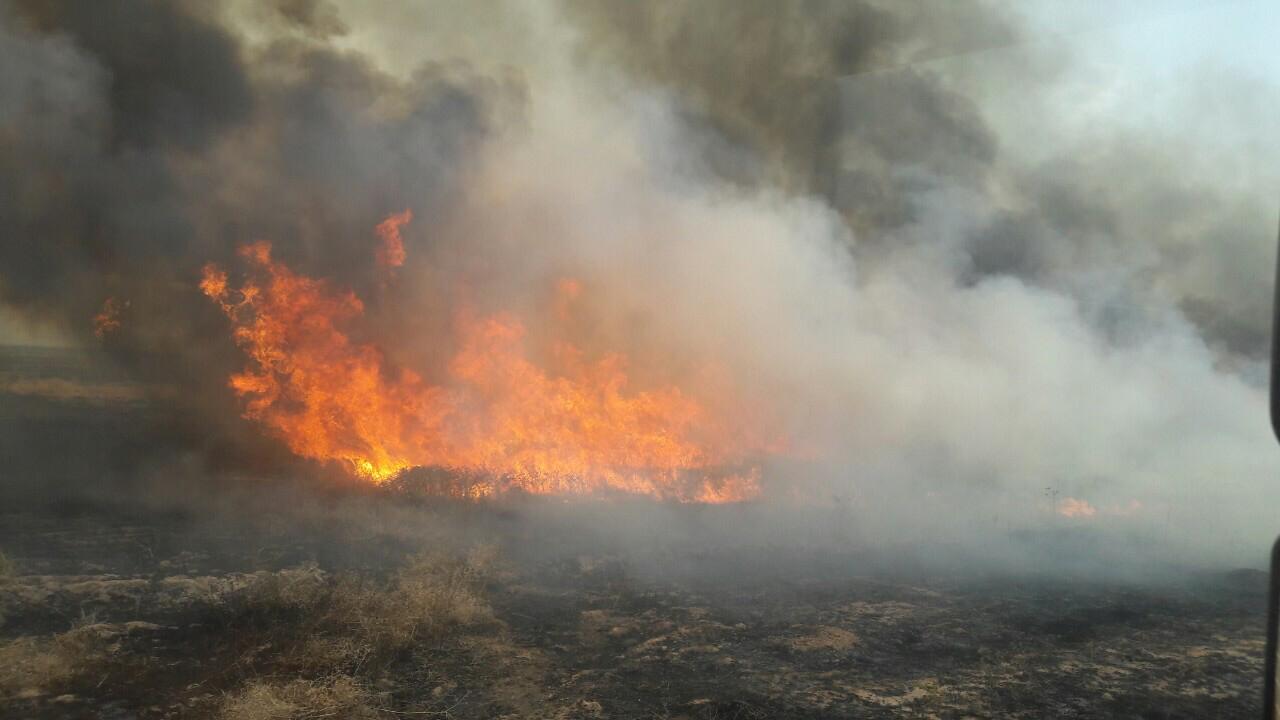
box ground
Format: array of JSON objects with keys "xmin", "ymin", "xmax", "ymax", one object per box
[{"xmin": 0, "ymin": 496, "xmax": 1266, "ymax": 720}]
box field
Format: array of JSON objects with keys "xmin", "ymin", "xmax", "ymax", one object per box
[
  {"xmin": 0, "ymin": 345, "xmax": 1267, "ymax": 718},
  {"xmin": 0, "ymin": 496, "xmax": 1265, "ymax": 720}
]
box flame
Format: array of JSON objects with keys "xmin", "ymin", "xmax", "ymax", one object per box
[
  {"xmin": 202, "ymin": 214, "xmax": 774, "ymax": 502},
  {"xmin": 375, "ymin": 209, "xmax": 412, "ymax": 268},
  {"xmin": 554, "ymin": 278, "xmax": 582, "ymax": 321},
  {"xmin": 93, "ymin": 297, "xmax": 125, "ymax": 338},
  {"xmin": 1057, "ymin": 497, "xmax": 1097, "ymax": 519}
]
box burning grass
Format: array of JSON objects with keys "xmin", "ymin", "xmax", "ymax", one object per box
[{"xmin": 200, "ymin": 218, "xmax": 778, "ymax": 500}]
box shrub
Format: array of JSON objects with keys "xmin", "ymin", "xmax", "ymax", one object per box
[
  {"xmin": 237, "ymin": 563, "xmax": 328, "ymax": 615},
  {"xmin": 215, "ymin": 546, "xmax": 497, "ymax": 712},
  {"xmin": 219, "ymin": 676, "xmax": 376, "ymax": 720},
  {"xmin": 326, "ymin": 550, "xmax": 494, "ymax": 660},
  {"xmin": 209, "ymin": 547, "xmax": 496, "ymax": 677},
  {"xmin": 0, "ymin": 624, "xmax": 110, "ymax": 698}
]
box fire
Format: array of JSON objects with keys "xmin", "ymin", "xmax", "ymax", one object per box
[
  {"xmin": 201, "ymin": 213, "xmax": 774, "ymax": 502},
  {"xmin": 554, "ymin": 278, "xmax": 582, "ymax": 321},
  {"xmin": 1057, "ymin": 497, "xmax": 1097, "ymax": 519},
  {"xmin": 374, "ymin": 209, "xmax": 411, "ymax": 268},
  {"xmin": 93, "ymin": 297, "xmax": 125, "ymax": 338}
]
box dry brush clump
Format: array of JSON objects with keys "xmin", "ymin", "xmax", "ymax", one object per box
[
  {"xmin": 0, "ymin": 621, "xmax": 112, "ymax": 699},
  {"xmin": 219, "ymin": 675, "xmax": 378, "ymax": 720},
  {"xmin": 233, "ymin": 563, "xmax": 330, "ymax": 617},
  {"xmin": 215, "ymin": 546, "xmax": 497, "ymax": 718},
  {"xmin": 331, "ymin": 547, "xmax": 496, "ymax": 656},
  {"xmin": 217, "ymin": 549, "xmax": 495, "ymax": 664}
]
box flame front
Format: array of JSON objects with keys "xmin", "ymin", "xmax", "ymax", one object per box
[
  {"xmin": 201, "ymin": 215, "xmax": 775, "ymax": 502},
  {"xmin": 93, "ymin": 297, "xmax": 125, "ymax": 338},
  {"xmin": 375, "ymin": 209, "xmax": 411, "ymax": 269}
]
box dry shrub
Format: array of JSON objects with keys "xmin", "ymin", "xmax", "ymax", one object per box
[
  {"xmin": 214, "ymin": 548, "xmax": 496, "ymax": 678},
  {"xmin": 327, "ymin": 549, "xmax": 494, "ymax": 659},
  {"xmin": 391, "ymin": 550, "xmax": 493, "ymax": 628},
  {"xmin": 219, "ymin": 675, "xmax": 376, "ymax": 720},
  {"xmin": 216, "ymin": 547, "xmax": 497, "ymax": 712},
  {"xmin": 0, "ymin": 624, "xmax": 110, "ymax": 698},
  {"xmin": 466, "ymin": 542, "xmax": 501, "ymax": 578},
  {"xmin": 236, "ymin": 563, "xmax": 328, "ymax": 615},
  {"xmin": 291, "ymin": 635, "xmax": 370, "ymax": 675}
]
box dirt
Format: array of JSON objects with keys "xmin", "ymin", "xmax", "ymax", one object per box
[{"xmin": 0, "ymin": 504, "xmax": 1266, "ymax": 719}]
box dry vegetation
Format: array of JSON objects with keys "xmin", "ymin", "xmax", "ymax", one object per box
[
  {"xmin": 220, "ymin": 676, "xmax": 377, "ymax": 720},
  {"xmin": 0, "ymin": 508, "xmax": 1266, "ymax": 719},
  {"xmin": 0, "ymin": 620, "xmax": 110, "ymax": 699},
  {"xmin": 209, "ymin": 548, "xmax": 496, "ymax": 718},
  {"xmin": 0, "ymin": 538, "xmax": 500, "ymax": 718}
]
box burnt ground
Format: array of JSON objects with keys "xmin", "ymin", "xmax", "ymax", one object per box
[{"xmin": 0, "ymin": 500, "xmax": 1267, "ymax": 720}]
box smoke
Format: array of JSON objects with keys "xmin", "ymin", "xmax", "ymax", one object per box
[{"xmin": 1, "ymin": 0, "xmax": 1276, "ymax": 571}]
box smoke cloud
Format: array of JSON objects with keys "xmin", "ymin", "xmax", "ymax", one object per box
[{"xmin": 1, "ymin": 0, "xmax": 1276, "ymax": 571}]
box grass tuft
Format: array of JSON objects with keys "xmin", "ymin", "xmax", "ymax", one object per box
[
  {"xmin": 220, "ymin": 675, "xmax": 376, "ymax": 720},
  {"xmin": 0, "ymin": 624, "xmax": 110, "ymax": 698},
  {"xmin": 210, "ymin": 546, "xmax": 498, "ymax": 715}
]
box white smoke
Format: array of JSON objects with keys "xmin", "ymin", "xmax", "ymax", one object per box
[{"xmin": 298, "ymin": 2, "xmax": 1280, "ymax": 568}]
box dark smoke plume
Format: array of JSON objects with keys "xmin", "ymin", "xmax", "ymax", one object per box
[{"xmin": 0, "ymin": 0, "xmax": 1276, "ymax": 569}]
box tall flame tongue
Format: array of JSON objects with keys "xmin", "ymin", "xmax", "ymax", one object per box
[{"xmin": 201, "ymin": 215, "xmax": 772, "ymax": 502}]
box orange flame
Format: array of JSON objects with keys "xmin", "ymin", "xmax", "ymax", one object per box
[
  {"xmin": 1057, "ymin": 497, "xmax": 1097, "ymax": 519},
  {"xmin": 375, "ymin": 209, "xmax": 412, "ymax": 268},
  {"xmin": 202, "ymin": 214, "xmax": 774, "ymax": 502},
  {"xmin": 554, "ymin": 278, "xmax": 582, "ymax": 321},
  {"xmin": 93, "ymin": 297, "xmax": 125, "ymax": 338}
]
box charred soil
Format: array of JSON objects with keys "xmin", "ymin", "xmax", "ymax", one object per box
[{"xmin": 0, "ymin": 498, "xmax": 1266, "ymax": 719}]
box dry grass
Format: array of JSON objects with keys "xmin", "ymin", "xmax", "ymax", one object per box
[
  {"xmin": 218, "ymin": 548, "xmax": 493, "ymax": 669},
  {"xmin": 0, "ymin": 623, "xmax": 110, "ymax": 698},
  {"xmin": 329, "ymin": 549, "xmax": 494, "ymax": 657},
  {"xmin": 216, "ymin": 546, "xmax": 497, "ymax": 717},
  {"xmin": 238, "ymin": 563, "xmax": 328, "ymax": 615},
  {"xmin": 220, "ymin": 675, "xmax": 377, "ymax": 720}
]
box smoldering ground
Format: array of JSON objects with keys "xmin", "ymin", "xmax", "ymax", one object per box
[{"xmin": 1, "ymin": 0, "xmax": 1278, "ymax": 578}]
